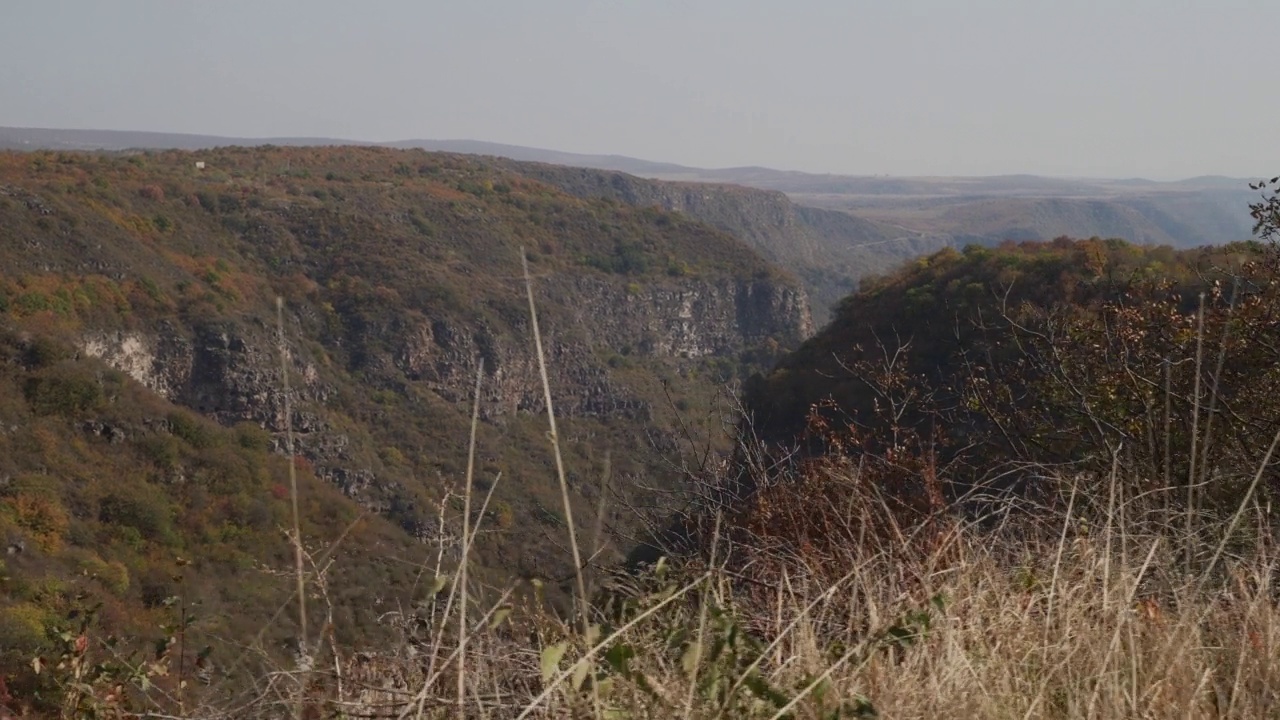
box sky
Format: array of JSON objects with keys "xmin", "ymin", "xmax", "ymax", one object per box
[{"xmin": 2, "ymin": 0, "xmax": 1277, "ymax": 180}]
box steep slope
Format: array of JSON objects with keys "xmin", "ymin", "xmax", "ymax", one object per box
[
  {"xmin": 0, "ymin": 326, "xmax": 425, "ymax": 695},
  {"xmin": 739, "ymin": 238, "xmax": 1278, "ymax": 508},
  {"xmin": 0, "ymin": 146, "xmax": 812, "ymax": 607},
  {"xmin": 493, "ymin": 162, "xmax": 949, "ymax": 325}
]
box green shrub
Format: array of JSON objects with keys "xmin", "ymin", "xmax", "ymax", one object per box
[
  {"xmin": 168, "ymin": 410, "xmax": 217, "ymax": 449},
  {"xmin": 139, "ymin": 434, "xmax": 181, "ymax": 470},
  {"xmin": 98, "ymin": 489, "xmax": 175, "ymax": 545},
  {"xmin": 23, "ymin": 367, "xmax": 103, "ymax": 416},
  {"xmin": 0, "ymin": 602, "xmax": 49, "ymax": 655},
  {"xmin": 235, "ymin": 421, "xmax": 272, "ymax": 452}
]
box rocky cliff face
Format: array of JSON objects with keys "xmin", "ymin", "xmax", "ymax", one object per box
[
  {"xmin": 76, "ymin": 270, "xmax": 810, "ymax": 538},
  {"xmin": 81, "ymin": 325, "xmax": 322, "ymax": 429},
  {"xmin": 383, "ymin": 274, "xmax": 811, "ymax": 421},
  {"xmin": 77, "ymin": 323, "xmax": 358, "ymax": 484},
  {"xmin": 77, "ymin": 274, "xmax": 811, "ymax": 422},
  {"xmin": 564, "ymin": 275, "xmax": 812, "ymax": 358}
]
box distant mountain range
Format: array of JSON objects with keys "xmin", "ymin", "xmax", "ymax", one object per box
[
  {"xmin": 0, "ymin": 126, "xmax": 694, "ymax": 175},
  {"xmin": 0, "ymin": 125, "xmax": 1264, "ymax": 252}
]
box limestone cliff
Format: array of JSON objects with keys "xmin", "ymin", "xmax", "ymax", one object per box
[{"xmin": 78, "ymin": 273, "xmax": 810, "ymax": 461}]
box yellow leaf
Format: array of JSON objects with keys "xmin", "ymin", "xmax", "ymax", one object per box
[
  {"xmin": 430, "ymin": 575, "xmax": 449, "ymax": 595},
  {"xmin": 681, "ymin": 640, "xmax": 702, "ymax": 677},
  {"xmin": 489, "ymin": 607, "xmax": 512, "ymax": 630},
  {"xmin": 541, "ymin": 642, "xmax": 567, "ymax": 684},
  {"xmin": 572, "ymin": 659, "xmax": 590, "ymax": 692}
]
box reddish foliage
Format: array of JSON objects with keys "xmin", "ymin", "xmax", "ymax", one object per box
[
  {"xmin": 293, "ymin": 455, "xmax": 314, "ymax": 476},
  {"xmin": 136, "ymin": 184, "xmax": 164, "ymax": 201}
]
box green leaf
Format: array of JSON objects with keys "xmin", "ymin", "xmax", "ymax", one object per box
[
  {"xmin": 604, "ymin": 642, "xmax": 635, "ymax": 676},
  {"xmin": 541, "ymin": 642, "xmax": 567, "ymax": 684},
  {"xmin": 743, "ymin": 672, "xmax": 792, "ymax": 710},
  {"xmin": 811, "ymin": 676, "xmax": 831, "ymax": 703},
  {"xmin": 596, "ymin": 676, "xmax": 615, "ymax": 698}
]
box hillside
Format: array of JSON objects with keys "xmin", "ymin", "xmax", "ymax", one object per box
[
  {"xmin": 0, "ymin": 326, "xmax": 426, "ymax": 698},
  {"xmin": 740, "ymin": 237, "xmax": 1280, "ymax": 510},
  {"xmin": 496, "ymin": 162, "xmax": 949, "ymax": 324},
  {"xmin": 2, "ymin": 143, "xmax": 1278, "ymax": 720},
  {"xmin": 0, "ymin": 146, "xmax": 813, "ymax": 688},
  {"xmin": 4, "ymin": 128, "xmax": 1258, "ymax": 292},
  {"xmin": 0, "ymin": 129, "xmax": 948, "ymax": 325},
  {"xmin": 635, "ymin": 166, "xmax": 1257, "ymax": 250}
]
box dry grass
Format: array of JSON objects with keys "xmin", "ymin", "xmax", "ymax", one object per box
[
  {"xmin": 165, "ymin": 460, "xmax": 1275, "ymax": 720},
  {"xmin": 32, "ymin": 476, "xmax": 1276, "ymax": 719}
]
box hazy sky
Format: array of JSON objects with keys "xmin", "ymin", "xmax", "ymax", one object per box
[{"xmin": 2, "ymin": 1, "xmax": 1277, "ymax": 179}]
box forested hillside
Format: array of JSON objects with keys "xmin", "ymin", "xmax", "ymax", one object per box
[
  {"xmin": 0, "ymin": 145, "xmax": 814, "ymax": 706},
  {"xmin": 740, "ymin": 236, "xmax": 1280, "ymax": 525},
  {"xmin": 0, "ymin": 327, "xmax": 424, "ymax": 698}
]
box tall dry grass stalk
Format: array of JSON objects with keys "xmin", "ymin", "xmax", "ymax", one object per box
[
  {"xmin": 571, "ymin": 483, "xmax": 1275, "ymax": 719},
  {"xmin": 459, "ymin": 359, "xmax": 484, "ymax": 711},
  {"xmin": 123, "ymin": 332, "xmax": 1279, "ymax": 720},
  {"xmin": 521, "ymin": 247, "xmax": 602, "ymax": 718},
  {"xmin": 276, "ymin": 296, "xmax": 309, "ymax": 720},
  {"xmin": 520, "ymin": 249, "xmax": 589, "ymax": 614},
  {"xmin": 160, "ymin": 471, "xmax": 1280, "ymax": 719},
  {"xmin": 1186, "ymin": 292, "xmax": 1206, "ymax": 575}
]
